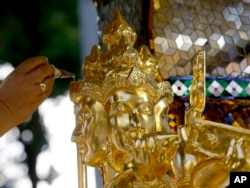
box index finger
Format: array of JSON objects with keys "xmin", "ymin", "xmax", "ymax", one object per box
[{"xmin": 16, "ymin": 56, "xmax": 49, "ymax": 74}]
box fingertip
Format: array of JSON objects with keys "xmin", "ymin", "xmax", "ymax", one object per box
[
  {"xmin": 34, "ymin": 56, "xmax": 48, "ymax": 65},
  {"xmin": 42, "ymin": 56, "xmax": 49, "ymax": 63},
  {"xmin": 20, "ymin": 56, "xmax": 48, "ymax": 68}
]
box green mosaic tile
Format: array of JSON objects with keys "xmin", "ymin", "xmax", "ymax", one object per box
[{"xmin": 168, "ymin": 77, "xmax": 250, "ymax": 99}]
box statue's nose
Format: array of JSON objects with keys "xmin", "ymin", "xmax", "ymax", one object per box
[
  {"xmin": 130, "ymin": 110, "xmax": 142, "ymax": 127},
  {"xmin": 130, "ymin": 112, "xmax": 146, "ymax": 139},
  {"xmin": 71, "ymin": 124, "xmax": 83, "ymax": 143}
]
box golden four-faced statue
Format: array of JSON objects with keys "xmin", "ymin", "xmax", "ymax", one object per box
[{"xmin": 70, "ymin": 8, "xmax": 250, "ymax": 188}]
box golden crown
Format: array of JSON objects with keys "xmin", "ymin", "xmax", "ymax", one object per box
[{"xmin": 70, "ymin": 8, "xmax": 173, "ymax": 104}]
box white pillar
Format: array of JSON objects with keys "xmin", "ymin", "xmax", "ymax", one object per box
[
  {"xmin": 77, "ymin": 1, "xmax": 102, "ymax": 188},
  {"xmin": 78, "ymin": 0, "xmax": 98, "ymax": 60}
]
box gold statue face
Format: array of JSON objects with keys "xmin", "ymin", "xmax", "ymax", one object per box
[
  {"xmin": 71, "ymin": 97, "xmax": 109, "ymax": 166},
  {"xmin": 107, "ymin": 88, "xmax": 155, "ymax": 152}
]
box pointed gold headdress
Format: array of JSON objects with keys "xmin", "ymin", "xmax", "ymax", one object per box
[{"xmin": 70, "ymin": 8, "xmax": 173, "ymax": 104}]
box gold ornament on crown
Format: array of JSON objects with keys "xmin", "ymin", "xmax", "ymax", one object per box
[
  {"xmin": 70, "ymin": 8, "xmax": 250, "ymax": 188},
  {"xmin": 70, "ymin": 8, "xmax": 173, "ymax": 104}
]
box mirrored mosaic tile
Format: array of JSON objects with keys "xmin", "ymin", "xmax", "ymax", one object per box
[
  {"xmin": 153, "ymin": 0, "xmax": 250, "ymax": 78},
  {"xmin": 207, "ymin": 80, "xmax": 224, "ymax": 97},
  {"xmin": 225, "ymin": 80, "xmax": 243, "ymax": 97},
  {"xmin": 245, "ymin": 83, "xmax": 250, "ymax": 95},
  {"xmin": 169, "ymin": 77, "xmax": 250, "ymax": 98},
  {"xmin": 172, "ymin": 79, "xmax": 188, "ymax": 96}
]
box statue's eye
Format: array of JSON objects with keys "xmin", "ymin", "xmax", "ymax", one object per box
[
  {"xmin": 117, "ymin": 103, "xmax": 127, "ymax": 113},
  {"xmin": 141, "ymin": 107, "xmax": 153, "ymax": 115},
  {"xmin": 78, "ymin": 113, "xmax": 90, "ymax": 123},
  {"xmin": 83, "ymin": 112, "xmax": 92, "ymax": 119},
  {"xmin": 78, "ymin": 108, "xmax": 92, "ymax": 121},
  {"xmin": 139, "ymin": 103, "xmax": 153, "ymax": 116},
  {"xmin": 110, "ymin": 102, "xmax": 130, "ymax": 116}
]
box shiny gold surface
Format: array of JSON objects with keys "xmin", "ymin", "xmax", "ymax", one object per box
[{"xmin": 70, "ymin": 8, "xmax": 250, "ymax": 188}]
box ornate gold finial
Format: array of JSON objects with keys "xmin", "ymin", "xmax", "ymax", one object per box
[
  {"xmin": 139, "ymin": 45, "xmax": 159, "ymax": 79},
  {"xmin": 70, "ymin": 8, "xmax": 173, "ymax": 104},
  {"xmin": 102, "ymin": 7, "xmax": 137, "ymax": 49},
  {"xmin": 70, "ymin": 45, "xmax": 105, "ymax": 103},
  {"xmin": 82, "ymin": 45, "xmax": 105, "ymax": 80}
]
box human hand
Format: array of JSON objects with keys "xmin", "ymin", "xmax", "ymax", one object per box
[{"xmin": 0, "ymin": 56, "xmax": 55, "ymax": 136}]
